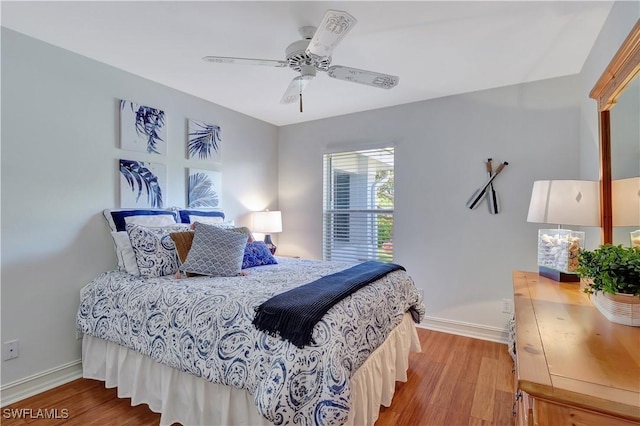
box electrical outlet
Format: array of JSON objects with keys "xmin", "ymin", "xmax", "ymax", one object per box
[
  {"xmin": 3, "ymin": 340, "xmax": 19, "ymax": 361},
  {"xmin": 501, "ymin": 298, "xmax": 513, "ymax": 314}
]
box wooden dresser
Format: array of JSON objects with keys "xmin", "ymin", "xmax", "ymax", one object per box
[{"xmin": 512, "ymin": 271, "xmax": 640, "ymax": 425}]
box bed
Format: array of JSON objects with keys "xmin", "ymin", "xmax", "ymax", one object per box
[{"xmin": 76, "ymin": 209, "xmax": 425, "ymax": 425}]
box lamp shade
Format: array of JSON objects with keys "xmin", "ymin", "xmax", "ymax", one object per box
[
  {"xmin": 612, "ymin": 177, "xmax": 640, "ymax": 227},
  {"xmin": 527, "ymin": 180, "xmax": 600, "ymax": 226},
  {"xmin": 252, "ymin": 210, "xmax": 282, "ymax": 233}
]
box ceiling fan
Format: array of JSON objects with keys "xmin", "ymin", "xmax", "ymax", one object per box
[{"xmin": 202, "ymin": 10, "xmax": 399, "ymax": 112}]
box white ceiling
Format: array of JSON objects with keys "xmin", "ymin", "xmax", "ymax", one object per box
[{"xmin": 1, "ymin": 1, "xmax": 614, "ymax": 126}]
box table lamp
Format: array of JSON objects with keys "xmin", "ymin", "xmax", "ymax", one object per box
[
  {"xmin": 252, "ymin": 210, "xmax": 282, "ymax": 254},
  {"xmin": 527, "ymin": 180, "xmax": 600, "ymax": 281},
  {"xmin": 612, "ymin": 177, "xmax": 640, "ymax": 247}
]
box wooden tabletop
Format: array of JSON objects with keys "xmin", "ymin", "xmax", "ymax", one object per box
[{"xmin": 513, "ymin": 271, "xmax": 640, "ymax": 421}]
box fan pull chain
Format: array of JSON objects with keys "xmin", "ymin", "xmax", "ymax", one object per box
[{"xmin": 299, "ymin": 92, "xmax": 303, "ymax": 113}]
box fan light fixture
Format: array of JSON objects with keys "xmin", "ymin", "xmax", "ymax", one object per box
[{"xmin": 202, "ymin": 10, "xmax": 399, "ymax": 112}]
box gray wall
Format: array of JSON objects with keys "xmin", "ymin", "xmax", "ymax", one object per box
[
  {"xmin": 2, "ymin": 0, "xmax": 638, "ymax": 391},
  {"xmin": 278, "ymin": 75, "xmax": 582, "ymax": 330},
  {"xmin": 1, "ymin": 29, "xmax": 279, "ymax": 386},
  {"xmin": 578, "ymin": 1, "xmax": 640, "ymax": 247}
]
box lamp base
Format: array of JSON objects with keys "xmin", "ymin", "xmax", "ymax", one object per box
[
  {"xmin": 264, "ymin": 234, "xmax": 277, "ymax": 255},
  {"xmin": 538, "ymin": 266, "xmax": 580, "ymax": 283}
]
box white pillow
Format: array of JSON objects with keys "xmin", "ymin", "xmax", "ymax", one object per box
[
  {"xmin": 188, "ymin": 214, "xmax": 225, "ymax": 225},
  {"xmin": 111, "ymin": 233, "xmax": 125, "ymax": 271},
  {"xmin": 125, "ymin": 214, "xmax": 177, "ymax": 228},
  {"xmin": 211, "ymin": 220, "xmax": 236, "ymax": 228},
  {"xmin": 110, "ymin": 231, "xmax": 141, "ymax": 276}
]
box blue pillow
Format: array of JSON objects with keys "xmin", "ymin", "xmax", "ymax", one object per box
[
  {"xmin": 242, "ymin": 241, "xmax": 278, "ymax": 269},
  {"xmin": 177, "ymin": 209, "xmax": 225, "ymax": 224},
  {"xmin": 106, "ymin": 209, "xmax": 178, "ymax": 232}
]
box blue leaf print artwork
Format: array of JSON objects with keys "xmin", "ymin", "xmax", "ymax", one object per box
[
  {"xmin": 188, "ymin": 170, "xmax": 220, "ymax": 208},
  {"xmin": 120, "ymin": 100, "xmax": 167, "ymax": 155},
  {"xmin": 120, "ymin": 159, "xmax": 164, "ymax": 208},
  {"xmin": 188, "ymin": 120, "xmax": 222, "ymax": 162}
]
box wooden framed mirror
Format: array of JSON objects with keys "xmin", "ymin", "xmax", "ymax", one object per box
[{"xmin": 589, "ymin": 20, "xmax": 640, "ymax": 244}]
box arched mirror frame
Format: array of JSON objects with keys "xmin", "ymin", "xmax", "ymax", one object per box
[{"xmin": 589, "ymin": 20, "xmax": 640, "ymax": 244}]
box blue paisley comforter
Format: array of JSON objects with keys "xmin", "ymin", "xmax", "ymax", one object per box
[{"xmin": 76, "ymin": 257, "xmax": 425, "ymax": 425}]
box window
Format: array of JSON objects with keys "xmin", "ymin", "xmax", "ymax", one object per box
[
  {"xmin": 334, "ymin": 173, "xmax": 351, "ymax": 242},
  {"xmin": 323, "ymin": 147, "xmax": 394, "ymax": 262}
]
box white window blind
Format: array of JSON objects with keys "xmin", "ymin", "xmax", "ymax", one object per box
[{"xmin": 322, "ymin": 147, "xmax": 394, "ymax": 263}]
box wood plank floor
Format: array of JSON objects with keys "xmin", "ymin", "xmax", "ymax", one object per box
[{"xmin": 2, "ymin": 328, "xmax": 515, "ymax": 425}]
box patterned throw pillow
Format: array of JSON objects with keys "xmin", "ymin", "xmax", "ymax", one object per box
[
  {"xmin": 126, "ymin": 223, "xmax": 189, "ymax": 277},
  {"xmin": 180, "ymin": 222, "xmax": 248, "ymax": 277},
  {"xmin": 242, "ymin": 241, "xmax": 278, "ymax": 269}
]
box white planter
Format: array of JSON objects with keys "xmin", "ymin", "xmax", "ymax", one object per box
[{"xmin": 592, "ymin": 291, "xmax": 640, "ymax": 327}]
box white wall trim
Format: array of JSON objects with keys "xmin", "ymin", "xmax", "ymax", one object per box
[
  {"xmin": 324, "ymin": 139, "xmax": 398, "ymax": 154},
  {"xmin": 0, "ymin": 360, "xmax": 82, "ymax": 407},
  {"xmin": 418, "ymin": 315, "xmax": 509, "ymax": 344}
]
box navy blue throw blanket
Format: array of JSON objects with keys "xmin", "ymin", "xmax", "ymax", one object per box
[{"xmin": 252, "ymin": 260, "xmax": 406, "ymax": 348}]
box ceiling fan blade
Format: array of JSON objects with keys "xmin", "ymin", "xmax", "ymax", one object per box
[
  {"xmin": 280, "ymin": 76, "xmax": 312, "ymax": 104},
  {"xmin": 327, "ymin": 65, "xmax": 399, "ymax": 89},
  {"xmin": 202, "ymin": 56, "xmax": 288, "ymax": 68},
  {"xmin": 306, "ymin": 10, "xmax": 357, "ymax": 60}
]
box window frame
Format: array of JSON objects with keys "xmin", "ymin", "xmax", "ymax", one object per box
[{"xmin": 322, "ymin": 147, "xmax": 395, "ymax": 263}]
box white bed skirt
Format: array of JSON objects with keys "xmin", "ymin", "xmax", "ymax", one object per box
[{"xmin": 82, "ymin": 312, "xmax": 420, "ymax": 426}]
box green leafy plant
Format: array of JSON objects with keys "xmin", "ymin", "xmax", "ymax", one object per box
[{"xmin": 577, "ymin": 245, "xmax": 640, "ymax": 298}]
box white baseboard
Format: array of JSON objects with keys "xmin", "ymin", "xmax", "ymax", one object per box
[
  {"xmin": 0, "ymin": 360, "xmax": 82, "ymax": 407},
  {"xmin": 418, "ymin": 316, "xmax": 509, "ymax": 344}
]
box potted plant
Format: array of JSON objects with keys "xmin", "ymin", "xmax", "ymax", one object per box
[{"xmin": 577, "ymin": 245, "xmax": 640, "ymax": 326}]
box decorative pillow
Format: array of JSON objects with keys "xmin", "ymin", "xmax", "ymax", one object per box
[
  {"xmin": 177, "ymin": 209, "xmax": 225, "ymax": 224},
  {"xmin": 189, "ymin": 219, "xmax": 236, "ymax": 228},
  {"xmin": 169, "ymin": 231, "xmax": 200, "ymax": 277},
  {"xmin": 103, "ymin": 209, "xmax": 177, "ymax": 232},
  {"xmin": 180, "ymin": 222, "xmax": 248, "ymax": 277},
  {"xmin": 110, "ymin": 231, "xmax": 141, "ymax": 276},
  {"xmin": 215, "ymin": 220, "xmax": 236, "ymax": 228},
  {"xmin": 126, "ymin": 223, "xmax": 189, "ymax": 277},
  {"xmin": 229, "ymin": 226, "xmax": 254, "ymax": 242},
  {"xmin": 124, "ymin": 214, "xmax": 177, "ymax": 228},
  {"xmin": 189, "ymin": 215, "xmax": 224, "ymax": 226},
  {"xmin": 170, "ymin": 231, "xmax": 194, "ymax": 264},
  {"xmin": 242, "ymin": 241, "xmax": 278, "ymax": 269},
  {"xmin": 188, "ymin": 224, "xmax": 252, "ymax": 240}
]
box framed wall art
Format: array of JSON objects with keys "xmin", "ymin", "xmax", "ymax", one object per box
[
  {"xmin": 119, "ymin": 159, "xmax": 167, "ymax": 208},
  {"xmin": 120, "ymin": 99, "xmax": 167, "ymax": 155},
  {"xmin": 187, "ymin": 119, "xmax": 221, "ymax": 162},
  {"xmin": 188, "ymin": 168, "xmax": 221, "ymax": 208}
]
